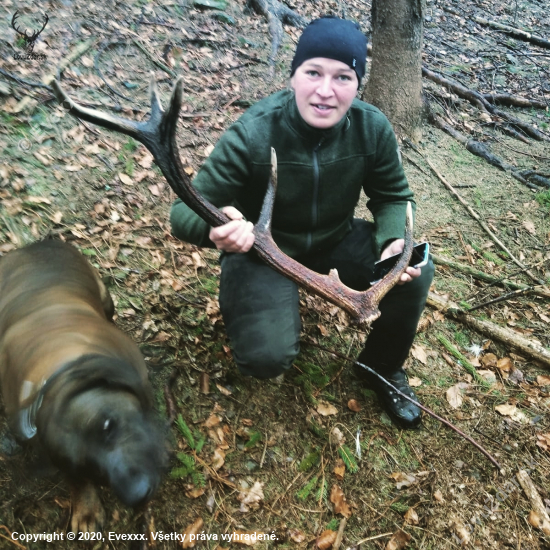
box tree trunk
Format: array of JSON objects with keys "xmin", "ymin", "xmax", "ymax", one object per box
[{"xmin": 364, "ymin": 0, "xmax": 425, "ymax": 141}]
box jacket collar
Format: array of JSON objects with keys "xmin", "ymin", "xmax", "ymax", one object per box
[{"xmin": 283, "ymin": 91, "xmax": 350, "ymax": 146}]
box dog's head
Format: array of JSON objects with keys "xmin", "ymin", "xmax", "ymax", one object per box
[{"xmin": 35, "ymin": 355, "xmax": 167, "ymax": 507}]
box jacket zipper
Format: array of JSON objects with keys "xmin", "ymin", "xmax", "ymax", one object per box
[{"xmin": 306, "ymin": 139, "xmax": 324, "ymax": 253}]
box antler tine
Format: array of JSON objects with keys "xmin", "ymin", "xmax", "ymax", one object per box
[
  {"xmin": 52, "ymin": 77, "xmax": 414, "ymax": 325},
  {"xmin": 11, "ymin": 11, "xmax": 24, "ymax": 35}
]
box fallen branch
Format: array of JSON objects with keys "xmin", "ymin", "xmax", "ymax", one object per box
[
  {"xmin": 411, "ymin": 144, "xmax": 544, "ymax": 285},
  {"xmin": 423, "ymin": 67, "xmax": 549, "ymax": 142},
  {"xmin": 482, "ymin": 92, "xmax": 548, "ymax": 110},
  {"xmin": 44, "ymin": 38, "xmax": 97, "ymax": 86},
  {"xmin": 426, "ymin": 112, "xmax": 544, "ymax": 190},
  {"xmin": 303, "ymin": 341, "xmax": 503, "ymax": 472},
  {"xmin": 473, "ymin": 16, "xmax": 550, "ymax": 49},
  {"xmin": 431, "ymin": 254, "xmax": 550, "ymax": 299},
  {"xmin": 516, "ymin": 470, "xmax": 550, "ymax": 536},
  {"xmin": 246, "ymin": 0, "xmax": 305, "ymax": 67},
  {"xmin": 427, "ymin": 292, "xmax": 550, "ymax": 368},
  {"xmin": 468, "ymin": 286, "xmax": 542, "ymax": 312},
  {"xmin": 332, "ymin": 517, "xmax": 347, "ymax": 550}
]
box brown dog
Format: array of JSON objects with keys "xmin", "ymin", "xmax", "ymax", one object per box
[{"xmin": 0, "ymin": 240, "xmax": 166, "ymax": 531}]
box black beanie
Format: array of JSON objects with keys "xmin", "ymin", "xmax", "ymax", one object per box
[{"xmin": 290, "ymin": 16, "xmax": 368, "ymax": 83}]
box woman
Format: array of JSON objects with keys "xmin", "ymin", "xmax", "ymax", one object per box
[{"xmin": 170, "ymin": 16, "xmax": 434, "ymax": 429}]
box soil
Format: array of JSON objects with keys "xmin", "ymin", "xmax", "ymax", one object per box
[{"xmin": 0, "ymin": 0, "xmax": 549, "ymax": 549}]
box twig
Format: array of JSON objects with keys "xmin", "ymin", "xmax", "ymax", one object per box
[
  {"xmin": 302, "ymin": 341, "xmax": 503, "ymax": 472},
  {"xmin": 468, "ymin": 286, "xmax": 542, "ymax": 312},
  {"xmin": 0, "ymin": 67, "xmax": 53, "ymax": 91},
  {"xmin": 431, "ymin": 254, "xmax": 550, "ymax": 299},
  {"xmin": 351, "ymin": 532, "xmax": 393, "ymax": 546},
  {"xmin": 332, "ymin": 517, "xmax": 347, "ymax": 550},
  {"xmin": 164, "ymin": 368, "xmax": 179, "ymax": 425},
  {"xmin": 473, "ymin": 16, "xmax": 550, "ymax": 49},
  {"xmin": 413, "ymin": 146, "xmax": 544, "ymax": 284},
  {"xmin": 516, "ymin": 470, "xmax": 550, "ymax": 524},
  {"xmin": 131, "ymin": 37, "xmax": 177, "ymax": 77},
  {"xmin": 427, "ymin": 292, "xmax": 550, "ymax": 368}
]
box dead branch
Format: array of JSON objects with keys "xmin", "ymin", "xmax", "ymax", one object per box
[
  {"xmin": 303, "ymin": 341, "xmax": 503, "ymax": 472},
  {"xmin": 408, "ymin": 143, "xmax": 544, "ymax": 285},
  {"xmin": 431, "ymin": 254, "xmax": 550, "ymax": 300},
  {"xmin": 473, "ymin": 16, "xmax": 550, "ymax": 49},
  {"xmin": 332, "ymin": 517, "xmax": 347, "ymax": 550},
  {"xmin": 423, "ymin": 67, "xmax": 549, "ymax": 142},
  {"xmin": 246, "ymin": 0, "xmax": 306, "ymax": 66},
  {"xmin": 427, "ymin": 111, "xmax": 545, "ymax": 191},
  {"xmin": 516, "ymin": 470, "xmax": 550, "ymax": 524},
  {"xmin": 482, "ymin": 92, "xmax": 548, "ymax": 110},
  {"xmin": 468, "ymin": 286, "xmax": 543, "ymax": 312},
  {"xmin": 427, "ymin": 292, "xmax": 550, "ymax": 368}
]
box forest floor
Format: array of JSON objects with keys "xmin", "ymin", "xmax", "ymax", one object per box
[{"xmin": 0, "ymin": 0, "xmax": 549, "ymax": 549}]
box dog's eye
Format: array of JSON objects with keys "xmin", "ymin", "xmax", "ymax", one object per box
[{"xmin": 103, "ymin": 419, "xmax": 113, "ymax": 432}]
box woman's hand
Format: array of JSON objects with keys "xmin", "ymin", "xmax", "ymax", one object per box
[
  {"xmin": 209, "ymin": 206, "xmax": 255, "ymax": 253},
  {"xmin": 380, "ymin": 239, "xmax": 421, "ymax": 285}
]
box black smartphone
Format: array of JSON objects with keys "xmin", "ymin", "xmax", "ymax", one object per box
[{"xmin": 370, "ymin": 242, "xmax": 430, "ymax": 284}]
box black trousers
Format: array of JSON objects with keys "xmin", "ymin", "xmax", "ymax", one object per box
[{"xmin": 219, "ymin": 219, "xmax": 435, "ymax": 379}]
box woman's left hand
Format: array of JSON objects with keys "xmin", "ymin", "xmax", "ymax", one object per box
[{"xmin": 380, "ymin": 239, "xmax": 421, "ymax": 285}]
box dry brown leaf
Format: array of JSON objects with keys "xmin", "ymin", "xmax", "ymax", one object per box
[
  {"xmin": 317, "ymin": 400, "xmax": 338, "ymax": 416},
  {"xmin": 329, "ymin": 427, "xmax": 345, "ymax": 447},
  {"xmin": 494, "ymin": 403, "xmax": 529, "ymax": 423},
  {"xmin": 449, "ymin": 519, "xmax": 470, "ymax": 546},
  {"xmin": 118, "ymin": 172, "xmax": 133, "ymax": 185},
  {"xmin": 536, "ymin": 433, "xmax": 550, "ymax": 452},
  {"xmin": 523, "ymin": 220, "xmax": 536, "ymax": 235},
  {"xmin": 480, "ymin": 353, "xmax": 497, "ymax": 368},
  {"xmin": 385, "ymin": 529, "xmax": 411, "ymax": 550},
  {"xmin": 238, "ymin": 481, "xmax": 264, "ymax": 513},
  {"xmin": 408, "ymin": 376, "xmax": 422, "ymax": 387},
  {"xmin": 404, "ymin": 507, "xmax": 419, "ymax": 525},
  {"xmin": 27, "ymin": 196, "xmax": 51, "ymax": 204},
  {"xmin": 215, "ymin": 383, "xmax": 232, "ymax": 396},
  {"xmin": 446, "ymin": 383, "xmax": 469, "ymax": 409},
  {"xmin": 149, "ymin": 184, "xmax": 160, "ymax": 196},
  {"xmin": 411, "ymin": 344, "xmax": 428, "ymax": 364},
  {"xmin": 289, "ymin": 529, "xmax": 306, "ymax": 543},
  {"xmin": 497, "ymin": 357, "xmax": 513, "ymax": 374},
  {"xmin": 180, "ymin": 517, "xmax": 204, "ymax": 548},
  {"xmin": 241, "ymin": 419, "xmax": 254, "ymax": 427},
  {"xmin": 315, "ymin": 529, "xmax": 337, "ymax": 550},
  {"xmin": 333, "ymin": 458, "xmax": 346, "ymax": 481},
  {"xmin": 477, "ymin": 369, "xmax": 497, "ymax": 385},
  {"xmin": 204, "ymin": 414, "xmax": 221, "ymax": 428},
  {"xmin": 330, "ymin": 484, "xmax": 352, "ymax": 518},
  {"xmin": 390, "ymin": 472, "xmax": 417, "ymax": 489},
  {"xmin": 185, "ymin": 486, "xmax": 206, "ymax": 499},
  {"xmin": 527, "ymin": 511, "xmax": 550, "ymax": 536},
  {"xmin": 537, "ymin": 375, "xmax": 550, "ymax": 386},
  {"xmin": 347, "ymin": 399, "xmax": 362, "ymax": 412},
  {"xmin": 433, "ymin": 489, "xmax": 444, "ymax": 503},
  {"xmin": 211, "ymin": 447, "xmax": 225, "ymax": 471}
]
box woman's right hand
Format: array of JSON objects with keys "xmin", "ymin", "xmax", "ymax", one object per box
[{"xmin": 209, "ymin": 206, "xmax": 255, "ymax": 253}]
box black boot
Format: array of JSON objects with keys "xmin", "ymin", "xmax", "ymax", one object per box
[{"xmin": 355, "ymin": 365, "xmax": 422, "ymax": 429}]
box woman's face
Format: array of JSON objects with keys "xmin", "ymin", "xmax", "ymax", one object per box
[{"xmin": 290, "ymin": 57, "xmax": 358, "ymax": 129}]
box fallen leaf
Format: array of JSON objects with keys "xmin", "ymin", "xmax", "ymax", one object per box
[
  {"xmin": 537, "ymin": 376, "xmax": 550, "ymax": 386},
  {"xmin": 241, "ymin": 419, "xmax": 254, "ymax": 427},
  {"xmin": 449, "ymin": 519, "xmax": 470, "ymax": 546},
  {"xmin": 238, "ymin": 481, "xmax": 264, "ymax": 512},
  {"xmin": 185, "ymin": 486, "xmax": 206, "ymax": 499},
  {"xmin": 26, "ymin": 196, "xmax": 51, "ymax": 204},
  {"xmin": 536, "ymin": 433, "xmax": 550, "ymax": 452},
  {"xmin": 446, "ymin": 383, "xmax": 469, "ymax": 409},
  {"xmin": 317, "ymin": 401, "xmax": 338, "ymax": 416},
  {"xmin": 411, "ymin": 344, "xmax": 428, "ymax": 364},
  {"xmin": 118, "ymin": 172, "xmax": 133, "ymax": 185},
  {"xmin": 390, "ymin": 472, "xmax": 417, "ymax": 490},
  {"xmin": 497, "ymin": 357, "xmax": 513, "ymax": 374},
  {"xmin": 333, "ymin": 458, "xmax": 346, "ymax": 481},
  {"xmin": 289, "ymin": 529, "xmax": 306, "ymax": 543},
  {"xmin": 329, "ymin": 427, "xmax": 345, "ymax": 447},
  {"xmin": 480, "ymin": 353, "xmax": 497, "ymax": 368},
  {"xmin": 181, "ymin": 517, "xmax": 204, "ymax": 548},
  {"xmin": 527, "ymin": 510, "xmax": 550, "ymax": 536},
  {"xmin": 330, "ymin": 485, "xmax": 352, "ymax": 518},
  {"xmin": 523, "ymin": 220, "xmax": 536, "ymax": 235},
  {"xmin": 404, "ymin": 507, "xmax": 419, "ymax": 525},
  {"xmin": 478, "ymin": 369, "xmax": 497, "ymax": 385},
  {"xmin": 211, "ymin": 447, "xmax": 225, "ymax": 471},
  {"xmin": 204, "ymin": 414, "xmax": 221, "ymax": 428},
  {"xmin": 347, "ymin": 399, "xmax": 362, "ymax": 412},
  {"xmin": 408, "ymin": 376, "xmax": 422, "ymax": 387},
  {"xmin": 495, "ymin": 403, "xmax": 529, "ymax": 424},
  {"xmin": 385, "ymin": 529, "xmax": 411, "ymax": 550},
  {"xmin": 433, "ymin": 489, "xmax": 444, "ymax": 503},
  {"xmin": 315, "ymin": 530, "xmax": 337, "ymax": 550},
  {"xmin": 216, "ymin": 383, "xmax": 232, "ymax": 396}
]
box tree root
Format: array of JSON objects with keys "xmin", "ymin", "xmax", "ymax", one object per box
[{"xmin": 246, "ymin": 0, "xmax": 306, "ymax": 67}]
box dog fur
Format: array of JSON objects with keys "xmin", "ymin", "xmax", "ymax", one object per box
[{"xmin": 0, "ymin": 240, "xmax": 166, "ymax": 531}]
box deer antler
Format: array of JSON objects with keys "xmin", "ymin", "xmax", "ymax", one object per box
[
  {"xmin": 51, "ymin": 76, "xmax": 413, "ymax": 325},
  {"xmin": 11, "ymin": 11, "xmax": 48, "ymax": 42}
]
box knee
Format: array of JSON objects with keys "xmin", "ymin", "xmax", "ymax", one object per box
[{"xmin": 233, "ymin": 340, "xmax": 299, "ymax": 380}]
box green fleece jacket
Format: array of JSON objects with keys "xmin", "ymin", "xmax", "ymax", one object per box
[{"xmin": 170, "ymin": 89, "xmax": 415, "ymax": 258}]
